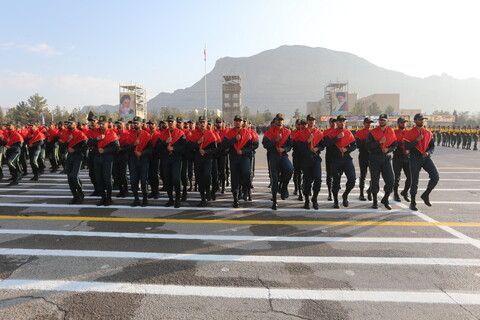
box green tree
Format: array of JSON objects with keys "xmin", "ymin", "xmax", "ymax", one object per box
[
  {"xmin": 0, "ymin": 107, "xmax": 4, "ymax": 124},
  {"xmin": 432, "ymin": 110, "xmax": 451, "ymax": 115},
  {"xmin": 293, "ymin": 108, "xmax": 300, "ymax": 119},
  {"xmin": 368, "ymin": 102, "xmax": 381, "ymax": 115},
  {"xmin": 384, "ymin": 105, "xmax": 395, "ymax": 115},
  {"xmin": 263, "ymin": 109, "xmax": 273, "ymax": 122},
  {"xmin": 6, "ymin": 101, "xmax": 30, "ymax": 124},
  {"xmin": 27, "ymin": 93, "xmax": 48, "ymax": 123},
  {"xmin": 253, "ymin": 110, "xmax": 266, "ymax": 125},
  {"xmin": 350, "ymin": 103, "xmax": 365, "ymax": 116},
  {"xmin": 242, "ymin": 106, "xmax": 251, "ymax": 121}
]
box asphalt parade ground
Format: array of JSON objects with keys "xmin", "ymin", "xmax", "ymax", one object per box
[{"xmin": 0, "ymin": 145, "xmax": 479, "ymax": 319}]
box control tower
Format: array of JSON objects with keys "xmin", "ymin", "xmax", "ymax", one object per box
[{"xmin": 222, "ymin": 75, "xmax": 242, "ymax": 123}]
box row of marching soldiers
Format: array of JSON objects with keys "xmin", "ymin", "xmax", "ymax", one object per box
[
  {"xmin": 0, "ymin": 114, "xmax": 261, "ymax": 208},
  {"xmin": 429, "ymin": 125, "xmax": 479, "ymax": 150}
]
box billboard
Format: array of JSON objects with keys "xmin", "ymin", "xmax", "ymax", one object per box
[
  {"xmin": 119, "ymin": 92, "xmax": 136, "ymax": 119},
  {"xmin": 431, "ymin": 115, "xmax": 455, "ymax": 122},
  {"xmin": 331, "ymin": 92, "xmax": 348, "ymax": 115}
]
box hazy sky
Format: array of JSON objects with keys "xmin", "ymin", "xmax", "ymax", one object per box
[{"xmin": 1, "ymin": 0, "xmax": 479, "ymax": 110}]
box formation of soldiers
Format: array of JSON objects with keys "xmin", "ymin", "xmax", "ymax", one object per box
[
  {"xmin": 0, "ymin": 112, "xmax": 439, "ymax": 211},
  {"xmin": 429, "ymin": 125, "xmax": 479, "ymax": 150}
]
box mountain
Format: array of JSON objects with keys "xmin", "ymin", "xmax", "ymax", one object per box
[{"xmin": 146, "ymin": 45, "xmax": 480, "ymax": 115}]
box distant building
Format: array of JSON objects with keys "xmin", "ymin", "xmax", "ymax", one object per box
[
  {"xmin": 222, "ymin": 75, "xmax": 242, "ymax": 123},
  {"xmin": 356, "ymin": 94, "xmax": 400, "ymax": 115}
]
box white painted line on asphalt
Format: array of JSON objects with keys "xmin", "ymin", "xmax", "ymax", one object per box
[
  {"xmin": 0, "ymin": 279, "xmax": 479, "ymax": 304},
  {"xmin": 0, "ymin": 229, "xmax": 467, "ymax": 244},
  {"xmin": 0, "ymin": 202, "xmax": 404, "ymax": 213},
  {"xmin": 397, "ymin": 202, "xmax": 480, "ymax": 250},
  {"xmin": 0, "ymin": 248, "xmax": 479, "ymax": 266}
]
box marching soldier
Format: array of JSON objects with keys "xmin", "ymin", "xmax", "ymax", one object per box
[
  {"xmin": 473, "ymin": 126, "xmax": 479, "ymax": 151},
  {"xmin": 263, "ymin": 113, "xmax": 294, "ymax": 210},
  {"xmin": 292, "ymin": 119, "xmax": 306, "ymax": 201},
  {"xmin": 112, "ymin": 118, "xmax": 130, "ymax": 198},
  {"xmin": 404, "ymin": 113, "xmax": 439, "ymax": 211},
  {"xmin": 88, "ymin": 115, "xmax": 119, "ymax": 206},
  {"xmin": 45, "ymin": 122, "xmax": 60, "ymax": 172},
  {"xmin": 354, "ymin": 117, "xmax": 373, "ymax": 201},
  {"xmin": 126, "ymin": 116, "xmax": 151, "ymax": 207},
  {"xmin": 296, "ymin": 114, "xmax": 324, "ymax": 210},
  {"xmin": 324, "ymin": 115, "xmax": 356, "ymax": 209},
  {"xmin": 323, "ymin": 118, "xmax": 338, "ymax": 201},
  {"xmin": 85, "ymin": 116, "xmax": 100, "ymax": 195},
  {"xmin": 27, "ymin": 123, "xmax": 46, "ymax": 181},
  {"xmin": 147, "ymin": 120, "xmax": 161, "ymax": 199},
  {"xmin": 158, "ymin": 115, "xmax": 187, "ymax": 208},
  {"xmin": 2, "ymin": 123, "xmax": 24, "ymax": 186},
  {"xmin": 222, "ymin": 115, "xmax": 253, "ymax": 208},
  {"xmin": 393, "ymin": 117, "xmax": 411, "ymax": 202},
  {"xmin": 65, "ymin": 116, "xmax": 88, "ymax": 204},
  {"xmin": 366, "ymin": 113, "xmax": 396, "ymax": 210},
  {"xmin": 189, "ymin": 116, "xmax": 217, "ymax": 207},
  {"xmin": 214, "ymin": 118, "xmax": 228, "ymax": 194}
]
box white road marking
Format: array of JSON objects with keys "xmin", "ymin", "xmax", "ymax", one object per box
[
  {"xmin": 0, "ymin": 229, "xmax": 467, "ymax": 244},
  {"xmin": 0, "ymin": 248, "xmax": 478, "ymax": 266},
  {"xmin": 0, "ymin": 279, "xmax": 479, "ymax": 304}
]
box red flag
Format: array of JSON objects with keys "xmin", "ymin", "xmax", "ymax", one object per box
[{"xmin": 204, "ymin": 48, "xmax": 206, "ymax": 61}]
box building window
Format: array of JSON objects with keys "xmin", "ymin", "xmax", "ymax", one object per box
[
  {"xmin": 233, "ymin": 93, "xmax": 239, "ymax": 98},
  {"xmin": 233, "ymin": 103, "xmax": 239, "ymax": 107},
  {"xmin": 224, "ymin": 93, "xmax": 230, "ymax": 99}
]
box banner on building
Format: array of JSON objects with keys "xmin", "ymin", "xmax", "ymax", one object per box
[{"xmin": 119, "ymin": 93, "xmax": 136, "ymax": 118}]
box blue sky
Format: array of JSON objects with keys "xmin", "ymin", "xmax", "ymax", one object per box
[{"xmin": 1, "ymin": 0, "xmax": 479, "ymax": 109}]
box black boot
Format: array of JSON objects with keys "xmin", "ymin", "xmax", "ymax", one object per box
[
  {"xmin": 342, "ymin": 192, "xmax": 349, "ymax": 207},
  {"xmin": 381, "ymin": 193, "xmax": 392, "ymax": 210},
  {"xmin": 311, "ymin": 191, "xmax": 319, "ymax": 210},
  {"xmin": 233, "ymin": 193, "xmax": 239, "ymax": 208},
  {"xmin": 131, "ymin": 192, "xmax": 141, "ymax": 207},
  {"xmin": 271, "ymin": 194, "xmax": 277, "ymax": 210},
  {"xmin": 198, "ymin": 191, "xmax": 207, "ymax": 207},
  {"xmin": 76, "ymin": 189, "xmax": 85, "ymax": 204},
  {"xmin": 247, "ymin": 188, "xmax": 252, "ymax": 201},
  {"xmin": 410, "ymin": 197, "xmax": 418, "ymax": 211},
  {"xmin": 104, "ymin": 191, "xmax": 113, "ymax": 206},
  {"xmin": 333, "ymin": 192, "xmax": 339, "ymax": 209},
  {"xmin": 420, "ymin": 189, "xmax": 433, "ymax": 206},
  {"xmin": 181, "ymin": 186, "xmax": 187, "ymax": 202},
  {"xmin": 327, "ymin": 186, "xmax": 332, "ymax": 201},
  {"xmin": 359, "ymin": 188, "xmax": 366, "ymax": 201},
  {"xmin": 393, "ymin": 188, "xmax": 401, "ymax": 202},
  {"xmin": 96, "ymin": 192, "xmax": 106, "ymax": 206},
  {"xmin": 188, "ymin": 181, "xmax": 193, "ymax": 192},
  {"xmin": 372, "ymin": 195, "xmax": 378, "ymax": 209},
  {"xmin": 174, "ymin": 193, "xmax": 181, "ymax": 208},
  {"xmin": 298, "ymin": 188, "xmax": 303, "ymax": 202},
  {"xmin": 367, "ymin": 187, "xmax": 372, "ymax": 201},
  {"xmin": 221, "ymin": 179, "xmax": 225, "ymax": 194},
  {"xmin": 243, "ymin": 185, "xmax": 248, "ymax": 201},
  {"xmin": 69, "ymin": 189, "xmax": 77, "ymax": 205},
  {"xmin": 280, "ymin": 183, "xmax": 289, "ymax": 200},
  {"xmin": 401, "ymin": 189, "xmax": 410, "ymax": 202},
  {"xmin": 141, "ymin": 194, "xmax": 148, "ymax": 207},
  {"xmin": 303, "ymin": 194, "xmax": 310, "ymax": 209},
  {"xmin": 164, "ymin": 191, "xmax": 174, "ymax": 207}
]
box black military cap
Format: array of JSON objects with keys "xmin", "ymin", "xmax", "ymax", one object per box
[
  {"xmin": 142, "ymin": 118, "xmax": 146, "ymax": 124},
  {"xmin": 413, "ymin": 113, "xmax": 428, "ymax": 120},
  {"xmin": 187, "ymin": 119, "xmax": 195, "ymax": 124},
  {"xmin": 329, "ymin": 117, "xmax": 337, "ymax": 123},
  {"xmin": 57, "ymin": 121, "xmax": 64, "ymax": 126},
  {"xmin": 132, "ymin": 116, "xmax": 142, "ymax": 124},
  {"xmin": 295, "ymin": 119, "xmax": 303, "ymax": 125},
  {"xmin": 89, "ymin": 116, "xmax": 98, "ymax": 122},
  {"xmin": 146, "ymin": 119, "xmax": 155, "ymax": 124},
  {"xmin": 336, "ymin": 115, "xmax": 347, "ymax": 121},
  {"xmin": 166, "ymin": 115, "xmax": 175, "ymax": 122},
  {"xmin": 176, "ymin": 117, "xmax": 183, "ymax": 123},
  {"xmin": 378, "ymin": 113, "xmax": 388, "ymax": 120},
  {"xmin": 198, "ymin": 115, "xmax": 206, "ymax": 123},
  {"xmin": 115, "ymin": 118, "xmax": 125, "ymax": 124},
  {"xmin": 397, "ymin": 117, "xmax": 408, "ymax": 123},
  {"xmin": 306, "ymin": 114, "xmax": 316, "ymax": 121},
  {"xmin": 275, "ymin": 113, "xmax": 285, "ymax": 120},
  {"xmin": 215, "ymin": 117, "xmax": 222, "ymax": 123},
  {"xmin": 108, "ymin": 118, "xmax": 113, "ymax": 122},
  {"xmin": 233, "ymin": 115, "xmax": 243, "ymax": 121},
  {"xmin": 364, "ymin": 117, "xmax": 374, "ymax": 123},
  {"xmin": 98, "ymin": 115, "xmax": 108, "ymax": 124},
  {"xmin": 67, "ymin": 116, "xmax": 77, "ymax": 123}
]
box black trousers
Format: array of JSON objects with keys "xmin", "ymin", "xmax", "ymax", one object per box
[
  {"xmin": 229, "ymin": 154, "xmax": 251, "ymax": 195},
  {"xmin": 88, "ymin": 151, "xmax": 97, "ymax": 191},
  {"xmin": 181, "ymin": 157, "xmax": 188, "ymax": 187},
  {"xmin": 293, "ymin": 155, "xmax": 303, "ymax": 192},
  {"xmin": 358, "ymin": 153, "xmax": 369, "ymax": 191},
  {"xmin": 129, "ymin": 155, "xmax": 150, "ymax": 195},
  {"xmin": 268, "ymin": 153, "xmax": 293, "ymax": 196},
  {"xmin": 94, "ymin": 154, "xmax": 114, "ymax": 193},
  {"xmin": 325, "ymin": 153, "xmax": 333, "ymax": 190},
  {"xmin": 5, "ymin": 149, "xmax": 21, "ymax": 178},
  {"xmin": 28, "ymin": 146, "xmax": 42, "ymax": 176},
  {"xmin": 66, "ymin": 153, "xmax": 83, "ymax": 193},
  {"xmin": 409, "ymin": 154, "xmax": 439, "ymax": 197},
  {"xmin": 194, "ymin": 155, "xmax": 213, "ymax": 196},
  {"xmin": 148, "ymin": 156, "xmax": 160, "ymax": 193},
  {"xmin": 162, "ymin": 156, "xmax": 182, "ymax": 196},
  {"xmin": 332, "ymin": 156, "xmax": 356, "ymax": 194},
  {"xmin": 113, "ymin": 153, "xmax": 129, "ymax": 193},
  {"xmin": 301, "ymin": 156, "xmax": 322, "ymax": 196},
  {"xmin": 393, "ymin": 153, "xmax": 411, "ymax": 193},
  {"xmin": 369, "ymin": 154, "xmax": 394, "ymax": 196}
]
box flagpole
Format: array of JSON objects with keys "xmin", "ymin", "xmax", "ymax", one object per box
[{"xmin": 204, "ymin": 45, "xmax": 208, "ymax": 119}]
